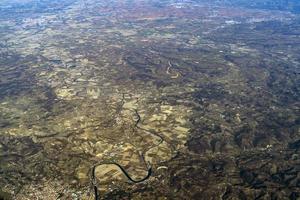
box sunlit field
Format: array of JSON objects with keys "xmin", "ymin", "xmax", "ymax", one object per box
[{"xmin": 0, "ymin": 0, "xmax": 299, "ymax": 199}]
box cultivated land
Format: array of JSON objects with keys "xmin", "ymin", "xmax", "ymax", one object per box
[{"xmin": 0, "ymin": 0, "xmax": 299, "ymax": 199}]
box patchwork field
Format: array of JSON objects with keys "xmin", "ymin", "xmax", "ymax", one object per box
[{"xmin": 0, "ymin": 0, "xmax": 299, "ymax": 199}]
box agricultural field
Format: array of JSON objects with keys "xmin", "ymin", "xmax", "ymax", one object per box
[{"xmin": 0, "ymin": 0, "xmax": 299, "ymax": 199}]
